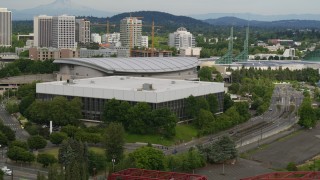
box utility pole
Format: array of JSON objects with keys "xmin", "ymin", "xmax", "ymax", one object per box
[{"xmin": 151, "ymin": 17, "xmax": 155, "ymax": 57}]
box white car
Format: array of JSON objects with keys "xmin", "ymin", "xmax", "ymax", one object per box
[{"xmin": 1, "ymin": 166, "xmax": 12, "ymax": 176}]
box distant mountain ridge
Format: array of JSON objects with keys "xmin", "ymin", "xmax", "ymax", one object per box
[
  {"xmin": 190, "ymin": 13, "xmax": 320, "ymax": 21},
  {"xmin": 204, "ymin": 17, "xmax": 320, "ymax": 28},
  {"xmin": 12, "ymin": 0, "xmax": 115, "ymax": 20}
]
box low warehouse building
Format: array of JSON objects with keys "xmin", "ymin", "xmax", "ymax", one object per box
[{"xmin": 36, "ymin": 76, "xmax": 224, "ymax": 121}]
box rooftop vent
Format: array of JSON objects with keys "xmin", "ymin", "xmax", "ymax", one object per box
[
  {"xmin": 90, "ymin": 80, "xmax": 95, "ymax": 84},
  {"xmin": 120, "ymin": 77, "xmax": 125, "ymax": 80},
  {"xmin": 171, "ymin": 81, "xmax": 176, "ymax": 84},
  {"xmin": 142, "ymin": 83, "xmax": 153, "ymax": 91},
  {"xmin": 65, "ymin": 79, "xmax": 75, "ymax": 85}
]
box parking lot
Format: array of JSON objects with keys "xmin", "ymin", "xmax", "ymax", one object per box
[{"xmin": 248, "ymin": 124, "xmax": 320, "ymax": 169}]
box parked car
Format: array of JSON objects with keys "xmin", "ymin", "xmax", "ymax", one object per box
[{"xmin": 1, "ymin": 166, "xmax": 12, "ymax": 176}]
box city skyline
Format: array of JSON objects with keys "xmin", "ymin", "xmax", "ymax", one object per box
[{"xmin": 2, "ymin": 0, "xmax": 320, "ymax": 16}]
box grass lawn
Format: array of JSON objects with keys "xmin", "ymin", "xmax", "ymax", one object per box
[
  {"xmin": 298, "ymin": 158, "xmax": 320, "ymax": 171},
  {"xmin": 125, "ymin": 124, "xmax": 198, "ymax": 146},
  {"xmin": 40, "ymin": 147, "xmax": 105, "ymax": 158}
]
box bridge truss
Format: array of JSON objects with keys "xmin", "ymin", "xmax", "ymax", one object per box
[
  {"xmin": 216, "ymin": 27, "xmax": 234, "ymax": 64},
  {"xmin": 235, "ymin": 27, "xmax": 249, "ymax": 62}
]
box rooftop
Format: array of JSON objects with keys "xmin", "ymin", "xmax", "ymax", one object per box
[
  {"xmin": 38, "ymin": 76, "xmax": 221, "ymax": 92},
  {"xmin": 54, "ymin": 57, "xmax": 198, "ymax": 73},
  {"xmin": 36, "ymin": 76, "xmax": 224, "ymax": 103}
]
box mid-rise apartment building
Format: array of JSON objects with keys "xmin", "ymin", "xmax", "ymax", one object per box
[
  {"xmin": 120, "ymin": 17, "xmax": 142, "ymax": 48},
  {"xmin": 52, "ymin": 15, "xmax": 76, "ymax": 49},
  {"xmin": 34, "ymin": 15, "xmax": 52, "ymax": 47},
  {"xmin": 141, "ymin": 36, "xmax": 149, "ymax": 48},
  {"xmin": 169, "ymin": 27, "xmax": 195, "ymax": 50},
  {"xmin": 29, "ymin": 47, "xmax": 78, "ymax": 61},
  {"xmin": 0, "ymin": 8, "xmax": 12, "ymax": 47},
  {"xmin": 75, "ymin": 19, "xmax": 90, "ymax": 44}
]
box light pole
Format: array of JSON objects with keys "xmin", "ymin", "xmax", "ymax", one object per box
[{"xmin": 112, "ymin": 158, "xmax": 116, "ymax": 172}]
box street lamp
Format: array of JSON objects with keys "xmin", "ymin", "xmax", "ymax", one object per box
[{"xmin": 112, "ymin": 158, "xmax": 116, "ymax": 172}]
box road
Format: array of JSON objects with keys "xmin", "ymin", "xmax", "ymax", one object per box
[
  {"xmin": 161, "ymin": 84, "xmax": 303, "ymax": 155},
  {"xmin": 0, "ymin": 106, "xmax": 29, "ymax": 140}
]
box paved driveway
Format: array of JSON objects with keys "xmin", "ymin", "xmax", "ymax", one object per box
[{"xmin": 195, "ymin": 158, "xmax": 272, "ymax": 180}]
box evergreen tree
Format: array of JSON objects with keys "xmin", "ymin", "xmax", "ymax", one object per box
[{"xmin": 58, "ymin": 139, "xmax": 88, "ymax": 180}]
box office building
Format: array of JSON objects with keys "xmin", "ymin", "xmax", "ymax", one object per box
[
  {"xmin": 75, "ymin": 19, "xmax": 90, "ymax": 44},
  {"xmin": 52, "ymin": 15, "xmax": 76, "ymax": 49},
  {"xmin": 0, "ymin": 8, "xmax": 12, "ymax": 47},
  {"xmin": 36, "ymin": 76, "xmax": 224, "ymax": 121},
  {"xmin": 120, "ymin": 17, "xmax": 142, "ymax": 48},
  {"xmin": 169, "ymin": 27, "xmax": 195, "ymax": 50},
  {"xmin": 34, "ymin": 15, "xmax": 52, "ymax": 47}
]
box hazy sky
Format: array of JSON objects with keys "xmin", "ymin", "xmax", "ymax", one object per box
[{"xmin": 2, "ymin": 0, "xmax": 320, "ymax": 15}]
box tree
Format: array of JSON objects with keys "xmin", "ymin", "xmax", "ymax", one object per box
[
  {"xmin": 7, "ymin": 146, "xmax": 35, "ymax": 163},
  {"xmin": 105, "ymin": 122, "xmax": 125, "ymax": 161},
  {"xmin": 102, "ymin": 99, "xmax": 131, "ymax": 126},
  {"xmin": 195, "ymin": 109, "xmax": 214, "ymax": 130},
  {"xmin": 0, "ymin": 123, "xmax": 15, "ymax": 141},
  {"xmin": 58, "ymin": 139, "xmax": 88, "ymax": 180},
  {"xmin": 37, "ymin": 153, "xmax": 57, "ymax": 167},
  {"xmin": 61, "ymin": 125, "xmax": 79, "ymax": 138},
  {"xmin": 197, "ymin": 97, "xmax": 210, "ymax": 112},
  {"xmin": 0, "ymin": 132, "xmax": 8, "ymax": 146},
  {"xmin": 151, "ymin": 108, "xmax": 177, "ymax": 138},
  {"xmin": 129, "ymin": 146, "xmax": 165, "ymax": 170},
  {"xmin": 207, "ymin": 94, "xmax": 219, "ymax": 114},
  {"xmin": 223, "ymin": 93, "xmax": 234, "ymax": 111},
  {"xmin": 49, "ymin": 132, "xmax": 68, "ymax": 145},
  {"xmin": 127, "ymin": 102, "xmax": 152, "ymax": 134},
  {"xmin": 9, "ymin": 140, "xmax": 28, "ymax": 150},
  {"xmin": 198, "ymin": 67, "xmax": 213, "ymax": 81},
  {"xmin": 287, "ymin": 162, "xmax": 298, "ymax": 171},
  {"xmin": 199, "ymin": 136, "xmax": 237, "ymax": 164},
  {"xmin": 28, "ymin": 135, "xmax": 47, "ymax": 150},
  {"xmin": 185, "ymin": 95, "xmax": 198, "ymax": 119},
  {"xmin": 25, "ymin": 100, "xmax": 50, "ymax": 124},
  {"xmin": 0, "ymin": 170, "xmax": 3, "ymax": 180},
  {"xmin": 5, "ymin": 101, "xmax": 19, "ymax": 114},
  {"xmin": 88, "ymin": 151, "xmax": 107, "ymax": 176},
  {"xmin": 298, "ymin": 97, "xmax": 316, "ymax": 128}
]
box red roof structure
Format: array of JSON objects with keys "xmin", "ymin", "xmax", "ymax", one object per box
[
  {"xmin": 108, "ymin": 168, "xmax": 208, "ymax": 180},
  {"xmin": 241, "ymin": 171, "xmax": 320, "ymax": 180}
]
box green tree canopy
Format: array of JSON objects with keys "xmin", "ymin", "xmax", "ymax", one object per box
[
  {"xmin": 37, "ymin": 153, "xmax": 57, "ymax": 167},
  {"xmin": 105, "ymin": 122, "xmax": 125, "ymax": 161},
  {"xmin": 129, "ymin": 146, "xmax": 165, "ymax": 170},
  {"xmin": 27, "ymin": 135, "xmax": 47, "ymax": 150},
  {"xmin": 58, "ymin": 139, "xmax": 88, "ymax": 180},
  {"xmin": 49, "ymin": 132, "xmax": 68, "ymax": 145}
]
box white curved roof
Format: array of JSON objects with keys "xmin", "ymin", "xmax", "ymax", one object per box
[{"xmin": 54, "ymin": 57, "xmax": 199, "ymax": 73}]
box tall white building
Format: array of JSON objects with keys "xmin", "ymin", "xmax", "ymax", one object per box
[
  {"xmin": 91, "ymin": 33, "xmax": 101, "ymax": 44},
  {"xmin": 169, "ymin": 27, "xmax": 195, "ymax": 50},
  {"xmin": 141, "ymin": 36, "xmax": 149, "ymax": 48},
  {"xmin": 34, "ymin": 15, "xmax": 52, "ymax": 47},
  {"xmin": 75, "ymin": 19, "xmax": 90, "ymax": 44},
  {"xmin": 0, "ymin": 8, "xmax": 12, "ymax": 47},
  {"xmin": 120, "ymin": 17, "xmax": 142, "ymax": 48},
  {"xmin": 52, "ymin": 15, "xmax": 76, "ymax": 49}
]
